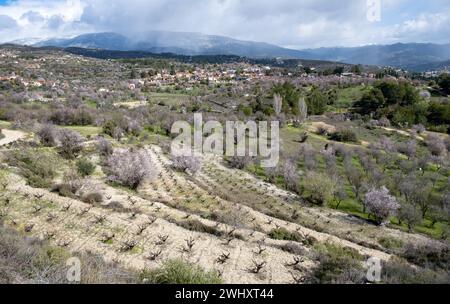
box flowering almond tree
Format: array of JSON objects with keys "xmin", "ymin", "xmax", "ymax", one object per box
[{"xmin": 364, "ymin": 186, "xmax": 400, "ymax": 226}]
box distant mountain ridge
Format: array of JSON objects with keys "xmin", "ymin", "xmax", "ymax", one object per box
[
  {"xmin": 34, "ymin": 32, "xmax": 311, "ymax": 60},
  {"xmin": 27, "ymin": 31, "xmax": 450, "ymax": 71},
  {"xmin": 300, "ymin": 43, "xmax": 450, "ymax": 70}
]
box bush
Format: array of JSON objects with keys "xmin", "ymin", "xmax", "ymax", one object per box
[
  {"xmin": 310, "ymin": 243, "xmax": 365, "ymax": 284},
  {"xmin": 329, "ymin": 129, "xmax": 358, "ymax": 143},
  {"xmin": 140, "ymin": 259, "xmax": 222, "ymax": 284},
  {"xmin": 51, "ymin": 183, "xmax": 77, "ymax": 198},
  {"xmin": 59, "ymin": 129, "xmax": 85, "ymax": 159},
  {"xmin": 226, "ymin": 155, "xmax": 252, "ymax": 169},
  {"xmin": 105, "ymin": 149, "xmax": 158, "ymax": 189},
  {"xmin": 177, "ymin": 220, "xmax": 222, "ymax": 237},
  {"xmin": 171, "ymin": 155, "xmax": 202, "ymax": 174},
  {"xmin": 96, "ymin": 137, "xmax": 113, "ymax": 157},
  {"xmin": 269, "ymin": 228, "xmax": 302, "ymax": 242},
  {"xmin": 36, "ymin": 124, "xmax": 58, "ymax": 147},
  {"xmin": 0, "ymin": 223, "xmax": 139, "ymax": 283},
  {"xmin": 82, "ymin": 192, "xmax": 103, "ymax": 204},
  {"xmin": 5, "ymin": 149, "xmax": 56, "ymax": 188},
  {"xmin": 378, "ymin": 237, "xmax": 404, "ymax": 251},
  {"xmin": 0, "ymin": 129, "xmax": 4, "ymax": 141},
  {"xmin": 302, "ymin": 172, "xmax": 336, "ymax": 206},
  {"xmin": 76, "ymin": 158, "xmax": 96, "ymax": 177},
  {"xmin": 426, "ymin": 134, "xmax": 447, "ymax": 157},
  {"xmin": 402, "ymin": 243, "xmax": 449, "ymax": 271},
  {"xmin": 382, "ymin": 258, "xmax": 450, "ymax": 284}
]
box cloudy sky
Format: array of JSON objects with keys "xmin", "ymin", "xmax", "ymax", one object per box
[{"xmin": 0, "ymin": 0, "xmax": 449, "ymax": 49}]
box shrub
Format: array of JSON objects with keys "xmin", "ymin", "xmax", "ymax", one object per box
[
  {"xmin": 0, "ymin": 129, "xmax": 4, "ymax": 141},
  {"xmin": 283, "ymin": 160, "xmax": 299, "ymax": 193},
  {"xmin": 36, "ymin": 124, "xmax": 58, "ymax": 147},
  {"xmin": 5, "ymin": 149, "xmax": 56, "ymax": 188},
  {"xmin": 76, "ymin": 158, "xmax": 96, "ymax": 177},
  {"xmin": 426, "ymin": 134, "xmax": 447, "ymax": 157},
  {"xmin": 302, "ymin": 172, "xmax": 336, "ymax": 206},
  {"xmin": 382, "ymin": 258, "xmax": 449, "ymax": 284},
  {"xmin": 177, "ymin": 220, "xmax": 222, "ymax": 237},
  {"xmin": 171, "ymin": 155, "xmax": 203, "ymax": 174},
  {"xmin": 269, "ymin": 227, "xmax": 316, "ymax": 246},
  {"xmin": 364, "ymin": 186, "xmax": 400, "ymax": 225},
  {"xmin": 51, "ymin": 170, "xmax": 83, "ymax": 198},
  {"xmin": 96, "ymin": 137, "xmax": 113, "ymax": 157},
  {"xmin": 82, "ymin": 192, "xmax": 103, "ymax": 204},
  {"xmin": 226, "ymin": 155, "xmax": 252, "ymax": 169},
  {"xmin": 378, "ymin": 237, "xmax": 404, "ymax": 251},
  {"xmin": 310, "ymin": 243, "xmax": 365, "ymax": 284},
  {"xmin": 59, "ymin": 129, "xmax": 84, "ymax": 159},
  {"xmin": 105, "ymin": 149, "xmax": 158, "ymax": 189},
  {"xmin": 0, "ymin": 224, "xmax": 138, "ymax": 283},
  {"xmin": 329, "ymin": 129, "xmax": 358, "ymax": 143},
  {"xmin": 51, "ymin": 183, "xmax": 77, "ymax": 198},
  {"xmin": 402, "ymin": 243, "xmax": 449, "ymax": 271},
  {"xmin": 140, "ymin": 259, "xmax": 222, "ymax": 284}
]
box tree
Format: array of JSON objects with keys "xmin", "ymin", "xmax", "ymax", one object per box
[
  {"xmin": 426, "ymin": 134, "xmax": 446, "ymax": 157},
  {"xmin": 344, "ymin": 162, "xmax": 365, "ymax": 206},
  {"xmin": 96, "ymin": 137, "xmax": 113, "ymax": 157},
  {"xmin": 354, "ymin": 88, "xmax": 385, "ymax": 116},
  {"xmin": 273, "ymin": 93, "xmax": 282, "ymax": 116},
  {"xmin": 302, "ymin": 172, "xmax": 337, "ymax": 206},
  {"xmin": 105, "ymin": 149, "xmax": 158, "ymax": 189},
  {"xmin": 283, "ymin": 160, "xmax": 299, "ymax": 193},
  {"xmin": 333, "ymin": 183, "xmax": 348, "ymax": 209},
  {"xmin": 59, "ymin": 129, "xmax": 84, "ymax": 159},
  {"xmin": 400, "ymin": 176, "xmax": 433, "ymax": 218},
  {"xmin": 37, "ymin": 124, "xmax": 58, "ymax": 147},
  {"xmin": 398, "ymin": 202, "xmax": 421, "ymax": 232},
  {"xmin": 364, "ymin": 187, "xmax": 400, "ymax": 225},
  {"xmin": 351, "ymin": 64, "xmax": 362, "ymax": 75},
  {"xmin": 404, "ymin": 140, "xmax": 417, "ymax": 160},
  {"xmin": 306, "ymin": 87, "xmax": 327, "ymax": 115},
  {"xmin": 438, "ymin": 73, "xmax": 450, "ymax": 95},
  {"xmin": 295, "ymin": 97, "xmax": 308, "ymax": 125}
]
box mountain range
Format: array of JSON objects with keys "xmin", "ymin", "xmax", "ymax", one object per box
[{"xmin": 19, "ymin": 31, "xmax": 450, "ymax": 72}]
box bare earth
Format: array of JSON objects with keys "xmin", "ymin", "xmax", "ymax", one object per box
[{"xmin": 0, "ymin": 129, "xmax": 26, "ymax": 146}]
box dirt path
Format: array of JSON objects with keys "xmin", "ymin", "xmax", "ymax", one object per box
[{"xmin": 0, "ymin": 129, "xmax": 26, "ymax": 146}]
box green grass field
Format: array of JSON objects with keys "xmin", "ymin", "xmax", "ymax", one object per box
[{"xmin": 62, "ymin": 125, "xmax": 102, "ymax": 137}]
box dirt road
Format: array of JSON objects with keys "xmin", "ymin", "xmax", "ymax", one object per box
[{"xmin": 0, "ymin": 129, "xmax": 26, "ymax": 146}]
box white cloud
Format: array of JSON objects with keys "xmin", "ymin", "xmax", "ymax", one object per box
[
  {"xmin": 0, "ymin": 0, "xmax": 449, "ymax": 47},
  {"xmin": 0, "ymin": 14, "xmax": 18, "ymax": 29}
]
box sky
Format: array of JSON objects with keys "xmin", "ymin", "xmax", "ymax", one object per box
[{"xmin": 0, "ymin": 0, "xmax": 449, "ymax": 49}]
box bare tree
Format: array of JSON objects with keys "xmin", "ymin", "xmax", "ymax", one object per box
[
  {"xmin": 426, "ymin": 134, "xmax": 446, "ymax": 157},
  {"xmin": 105, "ymin": 149, "xmax": 158, "ymax": 189},
  {"xmin": 37, "ymin": 124, "xmax": 58, "ymax": 147},
  {"xmin": 59, "ymin": 129, "xmax": 85, "ymax": 159},
  {"xmin": 298, "ymin": 97, "xmax": 308, "ymax": 123},
  {"xmin": 283, "ymin": 160, "xmax": 299, "ymax": 193},
  {"xmin": 96, "ymin": 137, "xmax": 113, "ymax": 157},
  {"xmin": 398, "ymin": 202, "xmax": 421, "ymax": 232},
  {"xmin": 273, "ymin": 93, "xmax": 283, "ymax": 116}
]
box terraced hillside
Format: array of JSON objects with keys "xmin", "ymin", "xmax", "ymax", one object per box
[{"xmin": 0, "ymin": 129, "xmax": 447, "ymax": 284}]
